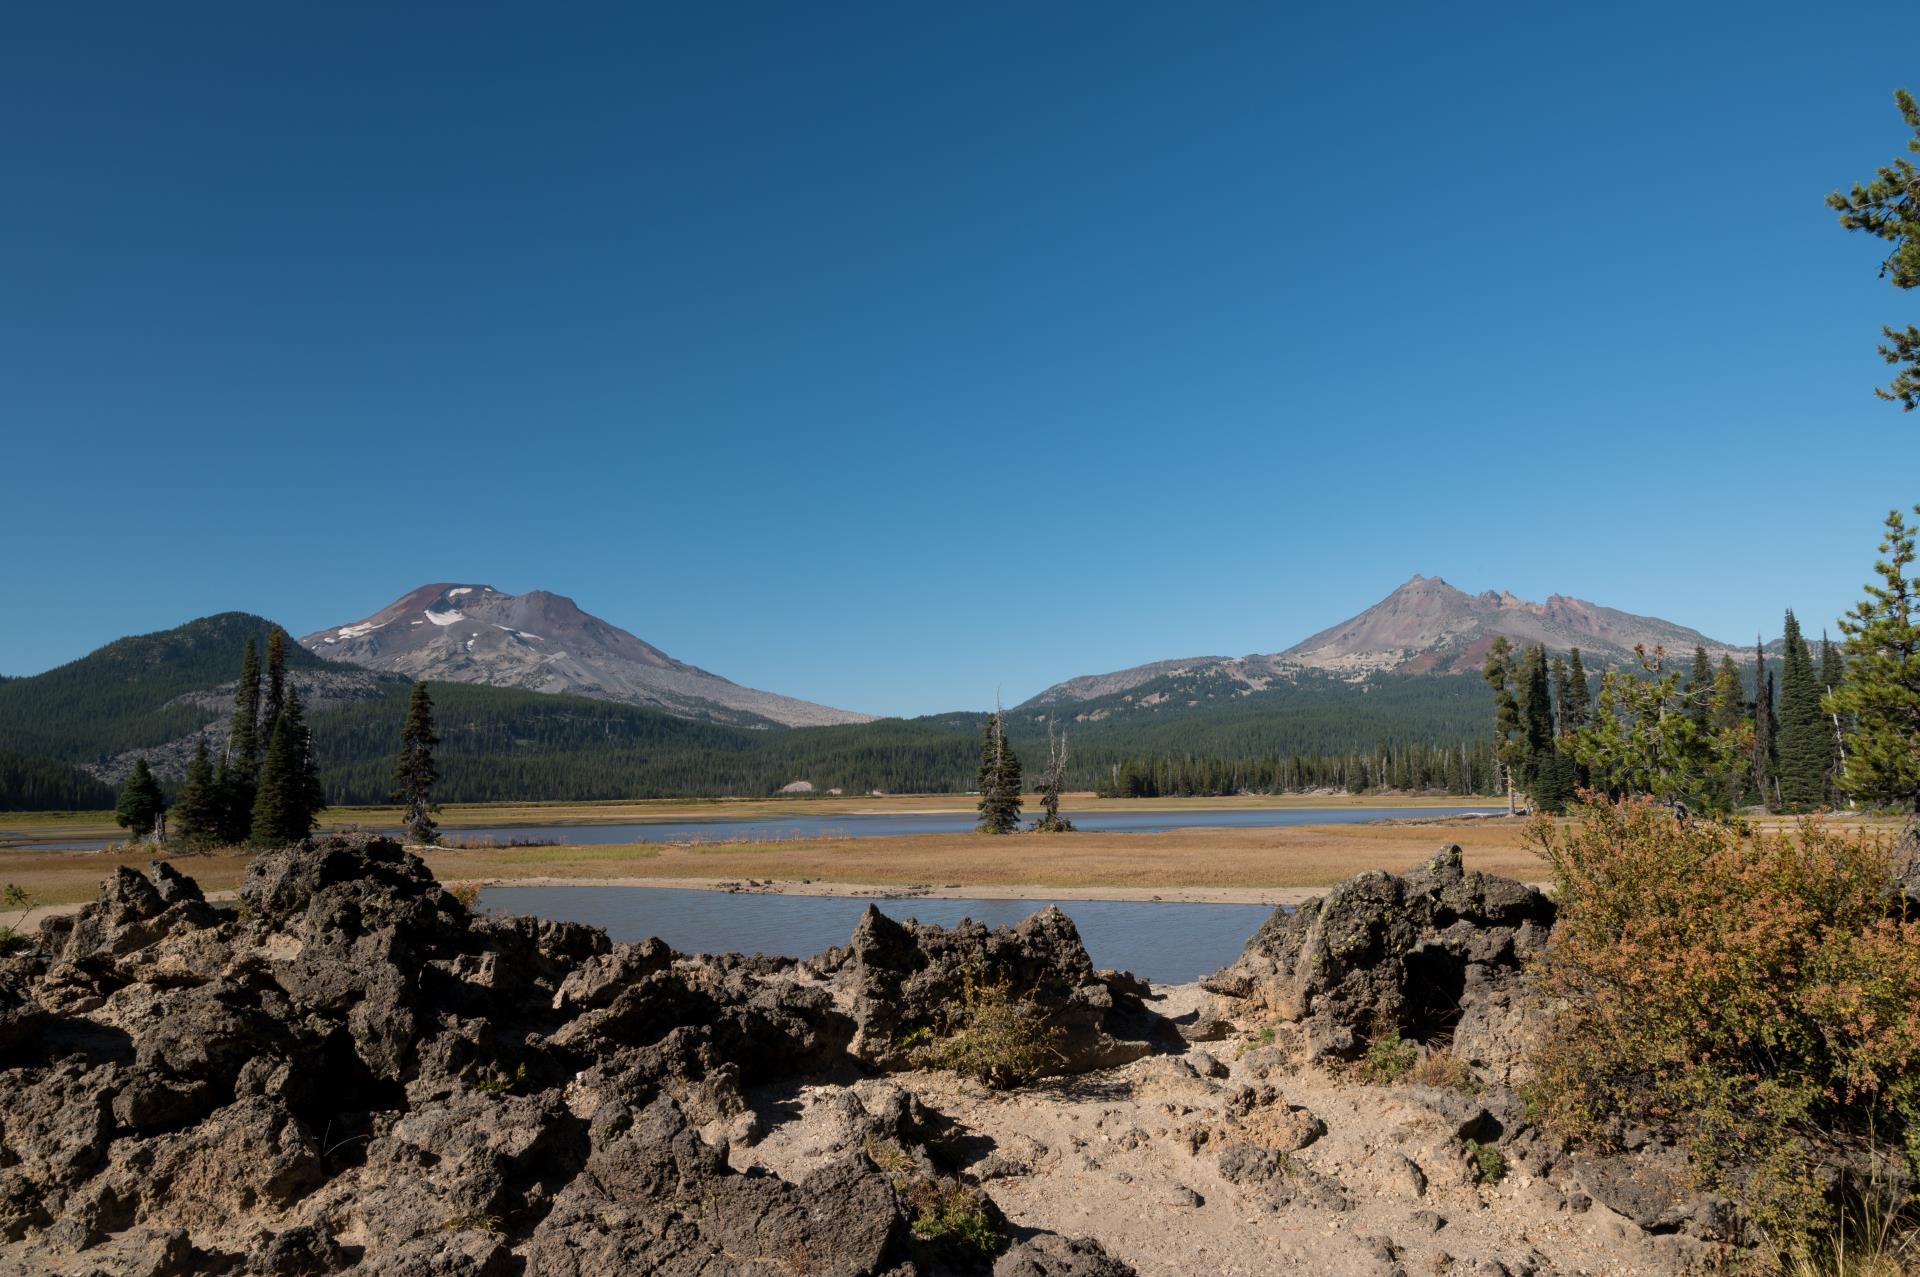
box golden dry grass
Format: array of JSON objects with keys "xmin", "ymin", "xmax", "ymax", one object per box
[{"xmin": 418, "ymin": 818, "xmax": 1549, "ymax": 892}]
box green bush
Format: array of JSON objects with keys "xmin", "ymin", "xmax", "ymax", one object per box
[
  {"xmin": 1528, "ymin": 798, "xmax": 1920, "ymax": 1253},
  {"xmin": 1357, "ymin": 1031, "xmax": 1418, "ymax": 1085},
  {"xmin": 1463, "ymin": 1138, "xmax": 1506, "ymax": 1185},
  {"xmin": 863, "ymin": 1136, "xmax": 1003, "ymax": 1262},
  {"xmin": 921, "ymin": 968, "xmax": 1064, "ymax": 1089}
]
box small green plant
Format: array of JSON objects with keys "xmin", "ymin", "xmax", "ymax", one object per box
[
  {"xmin": 863, "ymin": 1136, "xmax": 1003, "ymax": 1262},
  {"xmin": 442, "ymin": 1211, "xmax": 504, "ymax": 1234},
  {"xmin": 447, "ymin": 881, "xmax": 481, "ymax": 912},
  {"xmin": 894, "ymin": 1025, "xmax": 934, "ymax": 1051},
  {"xmin": 1357, "ymin": 1031, "xmax": 1418, "ymax": 1085},
  {"xmin": 1463, "ymin": 1138, "xmax": 1506, "ymax": 1186},
  {"xmin": 0, "ymin": 884, "xmax": 32, "ymax": 953},
  {"xmin": 472, "ymin": 1063, "xmax": 528, "ymax": 1095},
  {"xmin": 921, "ymin": 967, "xmax": 1063, "ymax": 1088}
]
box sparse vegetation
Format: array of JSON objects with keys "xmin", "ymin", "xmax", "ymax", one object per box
[
  {"xmin": 0, "ymin": 883, "xmax": 33, "ymax": 952},
  {"xmin": 1408, "ymin": 1046, "xmax": 1477, "ymax": 1092},
  {"xmin": 920, "ymin": 966, "xmax": 1063, "ymax": 1088},
  {"xmin": 1357, "ymin": 1031, "xmax": 1418, "ymax": 1085},
  {"xmin": 863, "ymin": 1135, "xmax": 1003, "ymax": 1262},
  {"xmin": 1463, "ymin": 1138, "xmax": 1506, "ymax": 1186}
]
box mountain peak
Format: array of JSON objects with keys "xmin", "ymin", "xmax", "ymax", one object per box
[{"xmin": 301, "ymin": 583, "xmax": 873, "ymax": 728}]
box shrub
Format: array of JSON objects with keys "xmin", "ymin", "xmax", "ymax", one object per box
[
  {"xmin": 1528, "ymin": 798, "xmax": 1920, "ymax": 1252},
  {"xmin": 1357, "ymin": 1031, "xmax": 1418, "ymax": 1085},
  {"xmin": 1409, "ymin": 1046, "xmax": 1478, "ymax": 1093},
  {"xmin": 863, "ymin": 1135, "xmax": 1003, "ymax": 1262},
  {"xmin": 0, "ymin": 884, "xmax": 32, "ymax": 954},
  {"xmin": 1463, "ymin": 1138, "xmax": 1506, "ymax": 1185},
  {"xmin": 921, "ymin": 967, "xmax": 1064, "ymax": 1089}
]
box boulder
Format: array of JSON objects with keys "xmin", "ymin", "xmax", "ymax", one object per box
[
  {"xmin": 811, "ymin": 904, "xmax": 1171, "ymax": 1077},
  {"xmin": 1204, "ymin": 846, "xmax": 1553, "ymax": 1063}
]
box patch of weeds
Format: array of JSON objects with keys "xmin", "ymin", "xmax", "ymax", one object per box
[
  {"xmin": 1463, "ymin": 1138, "xmax": 1506, "ymax": 1185},
  {"xmin": 0, "ymin": 884, "xmax": 32, "ymax": 952},
  {"xmin": 1357, "ymin": 1031, "xmax": 1418, "ymax": 1085},
  {"xmin": 894, "ymin": 1025, "xmax": 934, "ymax": 1051},
  {"xmin": 863, "ymin": 1135, "xmax": 1003, "ymax": 1264},
  {"xmin": 442, "ymin": 1211, "xmax": 504, "ymax": 1234},
  {"xmin": 1408, "ymin": 1046, "xmax": 1478, "ymax": 1093},
  {"xmin": 920, "ymin": 966, "xmax": 1063, "ymax": 1089},
  {"xmin": 447, "ymin": 882, "xmax": 482, "ymax": 912},
  {"xmin": 472, "ymin": 1063, "xmax": 528, "ymax": 1095}
]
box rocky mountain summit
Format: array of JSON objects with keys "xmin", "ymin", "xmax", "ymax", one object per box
[
  {"xmin": 0, "ymin": 839, "xmax": 1722, "ymax": 1275},
  {"xmin": 1023, "ymin": 575, "xmax": 1741, "ymax": 710},
  {"xmin": 303, "ymin": 584, "xmax": 873, "ymax": 728}
]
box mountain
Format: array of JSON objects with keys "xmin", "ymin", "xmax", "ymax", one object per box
[
  {"xmin": 301, "ymin": 584, "xmax": 873, "ymax": 729},
  {"xmin": 1020, "ymin": 575, "xmax": 1743, "ymax": 717}
]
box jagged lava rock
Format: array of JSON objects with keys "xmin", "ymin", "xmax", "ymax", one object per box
[{"xmin": 1204, "ymin": 845, "xmax": 1554, "ymax": 1070}]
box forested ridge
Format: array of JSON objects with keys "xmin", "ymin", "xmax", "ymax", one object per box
[{"xmin": 1, "ymin": 611, "xmax": 1527, "ymax": 807}]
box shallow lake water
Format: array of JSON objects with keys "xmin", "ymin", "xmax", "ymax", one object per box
[{"xmin": 480, "ymin": 885, "xmax": 1276, "ymax": 985}]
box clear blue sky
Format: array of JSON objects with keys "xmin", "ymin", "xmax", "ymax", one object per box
[{"xmin": 3, "ymin": 2, "xmax": 1915, "ymax": 717}]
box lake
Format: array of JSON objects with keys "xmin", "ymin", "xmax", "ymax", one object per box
[
  {"xmin": 10, "ymin": 804, "xmax": 1499, "ymax": 853},
  {"xmin": 479, "ymin": 884, "xmax": 1276, "ymax": 985}
]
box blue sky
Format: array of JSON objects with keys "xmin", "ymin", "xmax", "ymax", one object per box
[{"xmin": 3, "ymin": 2, "xmax": 1915, "ymax": 717}]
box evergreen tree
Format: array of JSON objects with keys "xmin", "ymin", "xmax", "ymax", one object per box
[
  {"xmin": 228, "ymin": 639, "xmax": 262, "ymax": 778},
  {"xmin": 1482, "ymin": 637, "xmax": 1523, "ymax": 815},
  {"xmin": 393, "ymin": 682, "xmax": 441, "ymax": 845},
  {"xmin": 1751, "ymin": 637, "xmax": 1777, "ymax": 810},
  {"xmin": 1517, "ymin": 645, "xmax": 1574, "ymax": 812},
  {"xmin": 975, "ymin": 710, "xmax": 1023, "ymax": 834},
  {"xmin": 1552, "ymin": 656, "xmax": 1573, "ymax": 737},
  {"xmin": 1826, "ymin": 89, "xmax": 1920, "ymax": 410},
  {"xmin": 1562, "ymin": 648, "xmax": 1592, "ymax": 736},
  {"xmin": 225, "ymin": 639, "xmax": 263, "ymax": 837},
  {"xmin": 172, "ymin": 736, "xmax": 223, "ymax": 846},
  {"xmin": 251, "ymin": 688, "xmax": 325, "ymax": 846},
  {"xmin": 1710, "ymin": 656, "xmax": 1753, "ymax": 812},
  {"xmin": 114, "ymin": 758, "xmax": 167, "ymax": 842},
  {"xmin": 1686, "ymin": 645, "xmax": 1714, "ymax": 730},
  {"xmin": 1829, "ymin": 507, "xmax": 1920, "ymax": 812},
  {"xmin": 261, "ymin": 629, "xmax": 288, "ymax": 747},
  {"xmin": 1776, "ymin": 611, "xmax": 1829, "ymax": 810}
]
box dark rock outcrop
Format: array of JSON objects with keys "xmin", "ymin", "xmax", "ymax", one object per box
[
  {"xmin": 0, "ymin": 833, "xmax": 1135, "ymax": 1274},
  {"xmin": 1204, "ymin": 846, "xmax": 1554, "ymax": 1070},
  {"xmin": 810, "ymin": 904, "xmax": 1169, "ymax": 1076}
]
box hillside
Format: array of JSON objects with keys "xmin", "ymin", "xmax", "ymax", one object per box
[
  {"xmin": 1019, "ymin": 576, "xmax": 1747, "ymax": 730},
  {"xmin": 302, "ymin": 583, "xmax": 873, "ymax": 729}
]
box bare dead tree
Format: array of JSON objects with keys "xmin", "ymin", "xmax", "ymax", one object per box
[{"xmin": 1035, "ymin": 716, "xmax": 1074, "ymax": 833}]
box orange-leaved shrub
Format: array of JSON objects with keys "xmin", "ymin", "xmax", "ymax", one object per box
[{"xmin": 1526, "ymin": 797, "xmax": 1920, "ymax": 1252}]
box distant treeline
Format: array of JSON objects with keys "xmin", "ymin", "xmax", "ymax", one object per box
[
  {"xmin": 1087, "ymin": 739, "xmax": 1501, "ymax": 798},
  {"xmin": 0, "ymin": 749, "xmax": 116, "ymax": 811}
]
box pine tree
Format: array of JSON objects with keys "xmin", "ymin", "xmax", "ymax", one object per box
[
  {"xmin": 975, "ymin": 710, "xmax": 1023, "ymax": 834},
  {"xmin": 1826, "ymin": 89, "xmax": 1920, "ymax": 410},
  {"xmin": 114, "ymin": 758, "xmax": 167, "ymax": 842},
  {"xmin": 393, "ymin": 682, "xmax": 441, "ymax": 845},
  {"xmin": 1686, "ymin": 645, "xmax": 1714, "ymax": 730},
  {"xmin": 1562, "ymin": 648, "xmax": 1592, "ymax": 736},
  {"xmin": 1710, "ymin": 656, "xmax": 1753, "ymax": 811},
  {"xmin": 1482, "ymin": 637, "xmax": 1523, "ymax": 815},
  {"xmin": 1776, "ymin": 611, "xmax": 1830, "ymax": 810},
  {"xmin": 1551, "ymin": 655, "xmax": 1573, "ymax": 738},
  {"xmin": 229, "ymin": 639, "xmax": 262, "ymax": 779},
  {"xmin": 251, "ymin": 688, "xmax": 325, "ymax": 846},
  {"xmin": 1829, "ymin": 507, "xmax": 1920, "ymax": 812},
  {"xmin": 172, "ymin": 736, "xmax": 223, "ymax": 846},
  {"xmin": 261, "ymin": 629, "xmax": 288, "ymax": 747},
  {"xmin": 1751, "ymin": 637, "xmax": 1777, "ymax": 810},
  {"xmin": 1517, "ymin": 645, "xmax": 1574, "ymax": 812}
]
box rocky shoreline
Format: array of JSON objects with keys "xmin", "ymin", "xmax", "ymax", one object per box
[{"xmin": 0, "ymin": 835, "xmax": 1718, "ymax": 1275}]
